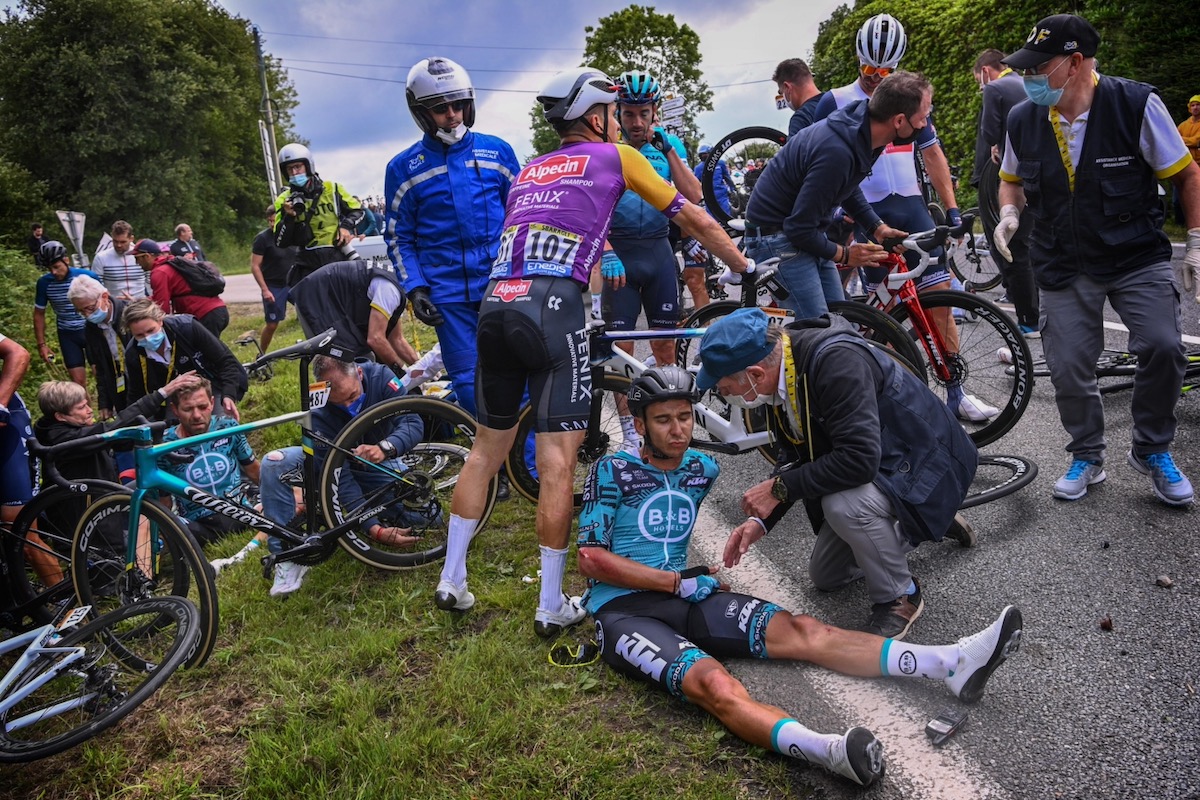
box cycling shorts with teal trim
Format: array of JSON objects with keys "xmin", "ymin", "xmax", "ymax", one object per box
[
  {"xmin": 476, "ymin": 276, "xmax": 589, "ymax": 432},
  {"xmin": 602, "ymin": 236, "xmax": 680, "ymax": 330},
  {"xmin": 593, "ymin": 590, "xmax": 781, "ymax": 699},
  {"xmin": 0, "ymin": 393, "xmax": 34, "ymax": 506}
]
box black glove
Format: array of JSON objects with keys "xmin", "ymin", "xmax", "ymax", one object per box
[
  {"xmin": 649, "ymin": 128, "xmax": 671, "ymax": 155},
  {"xmin": 409, "ymin": 286, "xmax": 444, "ymax": 327}
]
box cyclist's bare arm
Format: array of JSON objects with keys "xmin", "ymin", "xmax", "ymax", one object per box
[
  {"xmin": 922, "ymin": 143, "xmax": 959, "ymax": 210},
  {"xmin": 665, "ymin": 147, "xmax": 703, "ymax": 203},
  {"xmin": 0, "ymin": 336, "xmax": 30, "ymax": 408},
  {"xmin": 673, "ymin": 204, "xmax": 749, "ymax": 272}
]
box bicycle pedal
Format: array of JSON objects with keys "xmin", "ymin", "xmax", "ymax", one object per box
[{"xmin": 261, "ymin": 553, "xmax": 277, "ymax": 580}]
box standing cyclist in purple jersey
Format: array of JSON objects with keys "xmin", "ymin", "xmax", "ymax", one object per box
[{"xmin": 432, "ymin": 67, "xmax": 752, "ymax": 638}]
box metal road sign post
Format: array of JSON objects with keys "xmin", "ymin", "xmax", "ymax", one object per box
[{"xmin": 56, "ymin": 210, "xmax": 88, "ymax": 267}]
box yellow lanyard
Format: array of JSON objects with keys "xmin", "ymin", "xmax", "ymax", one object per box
[
  {"xmin": 775, "ymin": 343, "xmax": 814, "ymax": 461},
  {"xmin": 1048, "ymin": 106, "xmax": 1076, "ymax": 192}
]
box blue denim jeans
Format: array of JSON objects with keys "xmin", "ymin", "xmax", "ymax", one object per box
[{"xmin": 746, "ymin": 232, "xmax": 844, "ymax": 319}]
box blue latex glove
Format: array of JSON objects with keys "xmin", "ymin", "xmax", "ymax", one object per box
[
  {"xmin": 677, "ymin": 572, "xmax": 720, "ymax": 603},
  {"xmin": 601, "ymin": 251, "xmax": 625, "ymax": 280}
]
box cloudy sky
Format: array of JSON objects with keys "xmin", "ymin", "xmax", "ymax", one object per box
[{"xmin": 221, "ymin": 0, "xmax": 842, "ymax": 200}]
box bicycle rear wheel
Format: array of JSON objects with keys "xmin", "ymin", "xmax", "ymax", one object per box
[
  {"xmin": 700, "ymin": 127, "xmax": 788, "ymax": 226},
  {"xmin": 889, "ymin": 291, "xmax": 1033, "ymax": 447},
  {"xmin": 71, "ymin": 495, "xmax": 218, "ymax": 669},
  {"xmin": 960, "ymin": 454, "xmax": 1039, "ymax": 509},
  {"xmin": 505, "ymin": 372, "xmax": 631, "ymax": 509},
  {"xmin": 0, "ymin": 596, "xmax": 199, "ymax": 763},
  {"xmin": 322, "ymin": 397, "xmax": 497, "ymax": 570},
  {"xmin": 947, "ymin": 209, "xmax": 1003, "ymax": 292}
]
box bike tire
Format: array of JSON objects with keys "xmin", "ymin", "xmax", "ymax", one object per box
[
  {"xmin": 71, "ymin": 494, "xmax": 218, "ymax": 669},
  {"xmin": 2, "ymin": 483, "xmax": 124, "ymax": 631},
  {"xmin": 948, "ymin": 205, "xmax": 1004, "ymax": 292},
  {"xmin": 888, "ymin": 291, "xmax": 1033, "ymax": 447},
  {"xmin": 505, "ymin": 372, "xmax": 632, "ymax": 509},
  {"xmin": 321, "ymin": 396, "xmax": 496, "ymax": 570},
  {"xmin": 959, "ymin": 454, "xmax": 1039, "ymax": 509},
  {"xmin": 0, "ymin": 595, "xmax": 199, "ymax": 763},
  {"xmin": 701, "ymin": 127, "xmax": 788, "ymax": 226}
]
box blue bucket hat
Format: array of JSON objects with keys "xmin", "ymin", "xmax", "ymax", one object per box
[{"xmin": 696, "ymin": 307, "xmax": 776, "ymax": 391}]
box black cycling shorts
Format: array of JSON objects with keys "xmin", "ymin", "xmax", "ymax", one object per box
[
  {"xmin": 475, "ymin": 276, "xmax": 589, "ymax": 432},
  {"xmin": 602, "ymin": 236, "xmax": 680, "ymax": 331},
  {"xmin": 593, "ymin": 590, "xmax": 782, "ymax": 698}
]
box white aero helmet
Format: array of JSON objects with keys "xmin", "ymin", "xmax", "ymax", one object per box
[
  {"xmin": 406, "ymin": 57, "xmax": 476, "ymax": 135},
  {"xmin": 538, "ymin": 67, "xmax": 620, "ymax": 123},
  {"xmin": 278, "ymin": 142, "xmax": 314, "ymax": 177},
  {"xmin": 855, "ymin": 14, "xmax": 907, "ymax": 69}
]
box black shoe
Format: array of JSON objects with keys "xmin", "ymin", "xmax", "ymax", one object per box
[
  {"xmin": 944, "ymin": 512, "xmax": 977, "ymax": 547},
  {"xmin": 496, "ymin": 474, "xmax": 511, "ymax": 502},
  {"xmin": 862, "ymin": 580, "xmax": 924, "ymax": 640}
]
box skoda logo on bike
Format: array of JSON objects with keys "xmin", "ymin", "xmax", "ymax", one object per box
[{"xmin": 637, "ymin": 488, "xmax": 695, "ymax": 545}]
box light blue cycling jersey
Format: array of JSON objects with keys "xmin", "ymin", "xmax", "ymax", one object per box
[
  {"xmin": 578, "ymin": 449, "xmax": 720, "ymax": 613},
  {"xmin": 610, "ymin": 130, "xmax": 687, "ymax": 239}
]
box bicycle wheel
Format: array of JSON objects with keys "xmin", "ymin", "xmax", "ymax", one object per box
[
  {"xmin": 0, "ymin": 596, "xmax": 199, "ymax": 763},
  {"xmin": 889, "ymin": 291, "xmax": 1033, "ymax": 447},
  {"xmin": 948, "ymin": 230, "xmax": 1003, "ymax": 292},
  {"xmin": 2, "ymin": 484, "xmax": 123, "ymax": 631},
  {"xmin": 959, "ymin": 454, "xmax": 1039, "ymax": 509},
  {"xmin": 321, "ymin": 396, "xmax": 497, "ymax": 570},
  {"xmin": 701, "ymin": 127, "xmax": 788, "ymax": 226},
  {"xmin": 505, "ymin": 372, "xmax": 631, "ymax": 509},
  {"xmin": 71, "ymin": 495, "xmax": 218, "ymax": 669},
  {"xmin": 827, "ymin": 301, "xmax": 928, "ymax": 383}
]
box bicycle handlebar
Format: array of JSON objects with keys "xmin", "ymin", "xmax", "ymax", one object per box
[{"xmin": 26, "ymin": 416, "xmax": 168, "ymax": 489}]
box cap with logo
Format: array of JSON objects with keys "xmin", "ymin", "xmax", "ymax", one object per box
[
  {"xmin": 1002, "ymin": 14, "xmax": 1100, "ymax": 71},
  {"xmin": 695, "ymin": 307, "xmax": 776, "ymax": 391}
]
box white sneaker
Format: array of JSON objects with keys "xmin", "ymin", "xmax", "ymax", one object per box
[
  {"xmin": 534, "ymin": 594, "xmax": 586, "ymax": 638},
  {"xmin": 269, "ymin": 562, "xmax": 309, "ymax": 597},
  {"xmin": 434, "ymin": 578, "xmax": 475, "ymax": 612},
  {"xmin": 945, "ymin": 606, "xmax": 1023, "ymax": 704},
  {"xmin": 825, "ymin": 726, "xmax": 885, "ymax": 787},
  {"xmin": 954, "ymin": 394, "xmax": 999, "ymax": 422}
]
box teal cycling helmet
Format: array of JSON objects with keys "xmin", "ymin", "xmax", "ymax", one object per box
[{"xmin": 617, "ymin": 70, "xmax": 661, "ymax": 105}]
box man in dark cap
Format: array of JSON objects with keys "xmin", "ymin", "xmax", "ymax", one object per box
[
  {"xmin": 996, "ymin": 14, "xmax": 1200, "ymax": 507},
  {"xmin": 133, "ymin": 238, "xmax": 229, "ymax": 338},
  {"xmin": 697, "ymin": 308, "xmax": 978, "ymax": 639}
]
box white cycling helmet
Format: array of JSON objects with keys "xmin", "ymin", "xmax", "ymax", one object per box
[
  {"xmin": 278, "ymin": 142, "xmax": 315, "ymax": 177},
  {"xmin": 856, "ymin": 13, "xmax": 907, "ymax": 69},
  {"xmin": 406, "ymin": 57, "xmax": 476, "ymax": 137},
  {"xmin": 538, "ymin": 67, "xmax": 620, "ymax": 123}
]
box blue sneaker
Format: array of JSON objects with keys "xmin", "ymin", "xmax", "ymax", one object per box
[
  {"xmin": 1127, "ymin": 451, "xmax": 1194, "ymax": 507},
  {"xmin": 1053, "ymin": 459, "xmax": 1106, "ymax": 500},
  {"xmin": 1018, "ymin": 324, "xmax": 1041, "ymax": 339}
]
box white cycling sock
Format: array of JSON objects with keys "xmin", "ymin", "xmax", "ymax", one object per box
[
  {"xmin": 880, "ymin": 638, "xmax": 958, "ymax": 680},
  {"xmin": 539, "ymin": 545, "xmax": 568, "ymax": 611},
  {"xmin": 440, "ymin": 514, "xmax": 478, "ymax": 587},
  {"xmin": 771, "ymin": 719, "xmax": 834, "ymax": 764},
  {"xmin": 591, "ymin": 293, "xmax": 602, "ymax": 317}
]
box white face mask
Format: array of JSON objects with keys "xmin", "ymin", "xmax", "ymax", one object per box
[
  {"xmin": 723, "ymin": 376, "xmax": 780, "ymax": 410},
  {"xmin": 435, "ymin": 123, "xmax": 468, "ymax": 145}
]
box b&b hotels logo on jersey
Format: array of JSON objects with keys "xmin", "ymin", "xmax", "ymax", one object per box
[{"xmin": 518, "ymin": 154, "xmax": 590, "ymax": 186}]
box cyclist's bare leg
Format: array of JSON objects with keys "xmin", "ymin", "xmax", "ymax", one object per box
[
  {"xmin": 683, "ymin": 265, "xmax": 710, "ymax": 309},
  {"xmin": 450, "ymin": 424, "xmax": 518, "ymax": 520},
  {"xmin": 534, "ymin": 429, "xmax": 586, "ymax": 549},
  {"xmin": 259, "ymin": 320, "xmax": 279, "ymax": 352},
  {"xmin": 4, "ymin": 504, "xmax": 65, "ymax": 587}
]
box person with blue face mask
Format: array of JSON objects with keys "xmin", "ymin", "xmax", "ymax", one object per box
[
  {"xmin": 998, "ymin": 14, "xmax": 1200, "ymax": 508},
  {"xmin": 68, "ymin": 275, "xmax": 132, "ymax": 420},
  {"xmin": 272, "ymin": 142, "xmax": 365, "ymax": 287},
  {"xmin": 119, "ymin": 297, "xmax": 248, "ymax": 423}
]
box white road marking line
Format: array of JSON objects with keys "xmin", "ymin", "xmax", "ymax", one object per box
[{"xmin": 690, "ymin": 503, "xmax": 1011, "ymax": 799}]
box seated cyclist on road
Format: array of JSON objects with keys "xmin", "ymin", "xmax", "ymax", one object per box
[
  {"xmin": 577, "ymin": 366, "xmax": 1024, "ymax": 788},
  {"xmin": 260, "ymin": 355, "xmax": 427, "ymax": 597}
]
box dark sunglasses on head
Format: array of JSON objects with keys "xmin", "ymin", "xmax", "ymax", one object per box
[{"xmin": 430, "ymin": 99, "xmax": 470, "ymax": 114}]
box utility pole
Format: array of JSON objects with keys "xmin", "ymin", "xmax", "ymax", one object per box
[{"xmin": 255, "ymin": 26, "xmax": 281, "ymax": 199}]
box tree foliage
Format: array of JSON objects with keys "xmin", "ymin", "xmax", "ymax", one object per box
[
  {"xmin": 809, "ymin": 0, "xmax": 1188, "ymax": 206},
  {"xmin": 0, "ymin": 0, "xmax": 297, "ymax": 250},
  {"xmin": 528, "ymin": 4, "xmax": 712, "ymax": 158}
]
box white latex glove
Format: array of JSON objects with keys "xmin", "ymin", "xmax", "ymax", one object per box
[
  {"xmin": 993, "ymin": 204, "xmax": 1020, "ymax": 263},
  {"xmin": 717, "ymin": 258, "xmax": 756, "ymax": 287},
  {"xmin": 1184, "ymin": 228, "xmax": 1200, "ymax": 304}
]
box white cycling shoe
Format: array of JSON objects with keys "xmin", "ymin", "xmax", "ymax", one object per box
[
  {"xmin": 534, "ymin": 595, "xmax": 586, "ymax": 639},
  {"xmin": 953, "ymin": 394, "xmax": 999, "ymax": 423}
]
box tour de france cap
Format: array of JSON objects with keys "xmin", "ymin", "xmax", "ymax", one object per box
[
  {"xmin": 1002, "ymin": 14, "xmax": 1100, "ymax": 71},
  {"xmin": 696, "ymin": 307, "xmax": 776, "ymax": 391}
]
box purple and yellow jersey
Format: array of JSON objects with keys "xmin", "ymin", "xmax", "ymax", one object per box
[{"xmin": 490, "ymin": 141, "xmax": 686, "ymax": 285}]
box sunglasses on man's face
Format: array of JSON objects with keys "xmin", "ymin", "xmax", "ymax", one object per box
[
  {"xmin": 860, "ymin": 64, "xmax": 893, "ymax": 77},
  {"xmin": 430, "ymin": 99, "xmax": 470, "ymax": 115}
]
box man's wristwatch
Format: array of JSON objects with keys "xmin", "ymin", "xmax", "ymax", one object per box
[
  {"xmin": 378, "ymin": 439, "xmax": 397, "ymax": 458},
  {"xmin": 771, "ymin": 476, "xmax": 789, "ymax": 503}
]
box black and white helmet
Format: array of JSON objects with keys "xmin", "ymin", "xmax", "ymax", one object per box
[
  {"xmin": 406, "ymin": 57, "xmax": 476, "ymax": 135},
  {"xmin": 537, "ymin": 67, "xmax": 620, "ymax": 123},
  {"xmin": 855, "ymin": 13, "xmax": 907, "ymax": 69},
  {"xmin": 627, "ymin": 366, "xmax": 701, "ymax": 417},
  {"xmin": 39, "ymin": 240, "xmax": 67, "ymax": 268},
  {"xmin": 278, "ymin": 142, "xmax": 315, "ymax": 177}
]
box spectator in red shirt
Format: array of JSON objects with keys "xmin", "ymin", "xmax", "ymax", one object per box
[{"xmin": 132, "ymin": 239, "xmax": 229, "ymax": 338}]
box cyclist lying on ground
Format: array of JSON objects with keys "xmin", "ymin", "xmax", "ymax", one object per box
[{"xmin": 577, "ymin": 366, "xmax": 1023, "ymax": 788}]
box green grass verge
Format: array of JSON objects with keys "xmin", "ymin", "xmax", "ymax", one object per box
[{"xmin": 0, "ymin": 302, "xmax": 813, "ymax": 799}]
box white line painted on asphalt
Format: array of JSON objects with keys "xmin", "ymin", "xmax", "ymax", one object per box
[
  {"xmin": 1103, "ymin": 318, "xmax": 1200, "ymax": 345},
  {"xmin": 690, "ymin": 503, "xmax": 1011, "ymax": 800}
]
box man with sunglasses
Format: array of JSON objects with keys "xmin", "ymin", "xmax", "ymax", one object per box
[
  {"xmin": 996, "ymin": 14, "xmax": 1200, "ymax": 506},
  {"xmin": 385, "ymin": 57, "xmax": 520, "ymax": 419}
]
